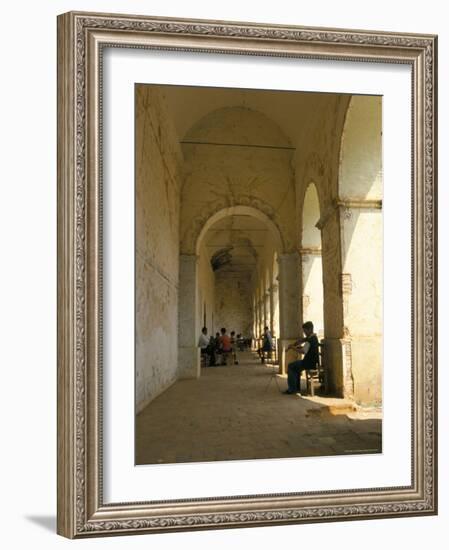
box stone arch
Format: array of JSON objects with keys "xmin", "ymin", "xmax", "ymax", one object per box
[
  {"xmin": 297, "ymin": 153, "xmax": 328, "ymax": 245},
  {"xmin": 271, "ymin": 251, "xmax": 280, "ymax": 339},
  {"xmin": 338, "ymin": 95, "xmax": 382, "ymax": 201},
  {"xmin": 302, "ymin": 182, "xmax": 322, "ymax": 249},
  {"xmin": 195, "ymin": 205, "xmax": 285, "ymax": 256},
  {"xmin": 302, "ymin": 153, "xmax": 326, "ymax": 205},
  {"xmin": 180, "ymin": 105, "xmax": 296, "ymax": 254}
]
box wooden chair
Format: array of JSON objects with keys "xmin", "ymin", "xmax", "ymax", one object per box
[
  {"xmin": 265, "ymin": 337, "xmax": 278, "ymax": 366},
  {"xmin": 200, "ymin": 351, "xmax": 208, "ymax": 368},
  {"xmin": 302, "ymin": 342, "xmax": 328, "ymax": 396}
]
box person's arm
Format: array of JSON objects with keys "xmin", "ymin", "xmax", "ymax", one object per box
[{"xmin": 286, "ymin": 338, "xmax": 304, "ymax": 352}]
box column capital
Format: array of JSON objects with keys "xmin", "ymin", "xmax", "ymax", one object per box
[
  {"xmin": 299, "ymin": 246, "xmax": 322, "ymax": 256},
  {"xmin": 277, "ymin": 251, "xmax": 300, "ymax": 264},
  {"xmin": 335, "ymin": 198, "xmax": 382, "ymax": 210},
  {"xmin": 316, "ymin": 198, "xmax": 382, "ymax": 230}
]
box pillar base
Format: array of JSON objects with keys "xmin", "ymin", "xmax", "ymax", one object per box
[
  {"xmin": 322, "ymin": 337, "xmax": 352, "ymax": 399},
  {"xmin": 178, "ymin": 346, "xmax": 200, "ymax": 379},
  {"xmin": 279, "ymin": 338, "xmax": 298, "ymax": 375}
]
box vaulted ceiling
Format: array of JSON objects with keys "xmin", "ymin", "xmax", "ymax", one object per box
[{"xmin": 162, "ymin": 84, "xmax": 346, "ymax": 148}]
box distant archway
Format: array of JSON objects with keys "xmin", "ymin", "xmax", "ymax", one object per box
[{"xmin": 196, "ymin": 205, "xmax": 284, "ymax": 256}]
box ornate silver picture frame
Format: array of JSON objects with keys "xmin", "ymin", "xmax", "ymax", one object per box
[{"xmin": 57, "ymin": 11, "xmax": 437, "ymax": 538}]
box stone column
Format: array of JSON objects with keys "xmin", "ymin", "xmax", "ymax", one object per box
[
  {"xmin": 338, "ymin": 200, "xmax": 383, "ymax": 404},
  {"xmin": 277, "ymin": 252, "xmax": 301, "ymax": 374},
  {"xmin": 258, "ymin": 299, "xmax": 263, "ymax": 338},
  {"xmin": 253, "ymin": 299, "xmax": 258, "ymax": 349},
  {"xmin": 178, "ymin": 254, "xmax": 200, "ymax": 379},
  {"xmin": 268, "ymin": 285, "xmax": 275, "ymax": 335},
  {"xmin": 317, "ymin": 199, "xmax": 382, "ymax": 404},
  {"xmin": 263, "ymin": 291, "xmax": 269, "ymax": 331},
  {"xmin": 271, "ymin": 283, "xmax": 280, "ymax": 339},
  {"xmin": 318, "ymin": 205, "xmax": 346, "ymax": 398}
]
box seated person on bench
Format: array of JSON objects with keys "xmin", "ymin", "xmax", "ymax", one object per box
[
  {"xmin": 219, "ymin": 327, "xmax": 232, "ymax": 365},
  {"xmin": 236, "ymin": 333, "xmax": 245, "ymax": 352},
  {"xmin": 198, "ymin": 326, "xmax": 215, "ymax": 366},
  {"xmin": 257, "ymin": 326, "xmax": 273, "ymax": 363},
  {"xmin": 230, "ymin": 331, "xmax": 239, "ymax": 365},
  {"xmin": 283, "ymin": 321, "xmax": 319, "ymax": 395}
]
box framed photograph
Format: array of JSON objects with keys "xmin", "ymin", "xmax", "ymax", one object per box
[{"xmin": 57, "ymin": 11, "xmax": 437, "ymax": 538}]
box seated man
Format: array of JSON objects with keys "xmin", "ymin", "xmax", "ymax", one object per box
[
  {"xmin": 230, "ymin": 331, "xmax": 239, "ymax": 365},
  {"xmin": 207, "ymin": 333, "xmax": 217, "ymax": 366},
  {"xmin": 236, "ymin": 333, "xmax": 245, "ymax": 352},
  {"xmin": 257, "ymin": 326, "xmax": 273, "ymax": 364},
  {"xmin": 219, "ymin": 327, "xmax": 232, "ymax": 365},
  {"xmin": 283, "ymin": 321, "xmax": 319, "ymax": 395},
  {"xmin": 197, "ymin": 326, "xmax": 210, "ymax": 366}
]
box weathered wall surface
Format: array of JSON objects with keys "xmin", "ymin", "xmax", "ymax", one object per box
[
  {"xmin": 135, "ymin": 86, "xmax": 183, "ymax": 413},
  {"xmin": 214, "ymin": 272, "xmax": 253, "ymax": 337}
]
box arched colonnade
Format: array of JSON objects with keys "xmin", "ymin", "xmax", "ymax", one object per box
[{"xmin": 135, "ymin": 84, "xmax": 382, "ymax": 411}]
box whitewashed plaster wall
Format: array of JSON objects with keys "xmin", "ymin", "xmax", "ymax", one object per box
[{"xmin": 135, "ymin": 85, "xmax": 183, "ymax": 413}]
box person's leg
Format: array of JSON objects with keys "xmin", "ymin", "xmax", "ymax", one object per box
[
  {"xmin": 286, "ymin": 360, "xmax": 303, "ymax": 393},
  {"xmin": 297, "ymin": 365, "xmax": 306, "ymax": 394},
  {"xmin": 208, "ymin": 347, "xmax": 216, "ymax": 366}
]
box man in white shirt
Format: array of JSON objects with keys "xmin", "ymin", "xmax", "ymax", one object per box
[
  {"xmin": 198, "ymin": 326, "xmax": 209, "ymax": 365},
  {"xmin": 198, "ymin": 326, "xmax": 209, "ymax": 350}
]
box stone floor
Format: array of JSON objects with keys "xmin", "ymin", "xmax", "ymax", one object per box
[{"xmin": 136, "ymin": 351, "xmax": 382, "ymax": 465}]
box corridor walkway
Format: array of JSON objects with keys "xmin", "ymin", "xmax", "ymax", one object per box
[{"xmin": 136, "ymin": 352, "xmax": 382, "ymax": 465}]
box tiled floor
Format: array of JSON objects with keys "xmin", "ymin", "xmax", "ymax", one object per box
[{"xmin": 136, "ymin": 352, "xmax": 382, "ymax": 465}]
